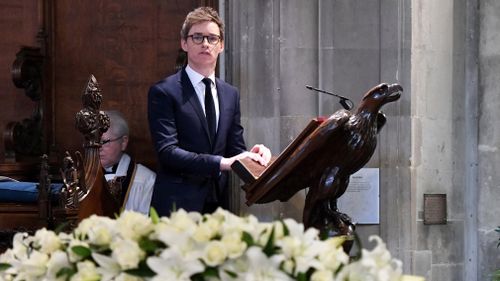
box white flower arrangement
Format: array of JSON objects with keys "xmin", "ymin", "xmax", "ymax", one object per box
[{"xmin": 0, "ymin": 208, "xmax": 422, "ymax": 281}]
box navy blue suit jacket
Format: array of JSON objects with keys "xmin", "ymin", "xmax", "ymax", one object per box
[{"xmin": 148, "ymin": 68, "xmax": 246, "ymax": 216}]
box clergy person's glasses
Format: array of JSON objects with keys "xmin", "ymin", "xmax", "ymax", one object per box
[
  {"xmin": 101, "ymin": 136, "xmax": 123, "ymax": 146},
  {"xmin": 187, "ymin": 34, "xmax": 221, "ymax": 45}
]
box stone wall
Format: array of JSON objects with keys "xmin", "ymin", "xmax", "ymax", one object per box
[
  {"xmin": 478, "ymin": 0, "xmax": 500, "ymax": 279},
  {"xmin": 224, "ymin": 0, "xmax": 500, "ymax": 279}
]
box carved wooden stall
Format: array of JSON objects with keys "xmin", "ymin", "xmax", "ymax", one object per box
[
  {"xmin": 0, "ymin": 75, "xmax": 119, "ymax": 251},
  {"xmin": 233, "ymin": 83, "xmax": 403, "ymax": 243},
  {"xmin": 0, "ymin": 47, "xmax": 45, "ymax": 181}
]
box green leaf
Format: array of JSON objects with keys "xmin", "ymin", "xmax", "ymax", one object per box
[
  {"xmin": 191, "ymin": 267, "xmax": 219, "ymax": 280},
  {"xmin": 0, "ymin": 263, "xmax": 11, "ymax": 271},
  {"xmin": 56, "ymin": 267, "xmax": 76, "ymax": 279},
  {"xmin": 223, "ymin": 269, "xmax": 238, "ymax": 278},
  {"xmin": 241, "ymin": 231, "xmax": 254, "ymax": 246},
  {"xmin": 139, "ymin": 237, "xmax": 165, "ymax": 254},
  {"xmin": 150, "ymin": 207, "xmax": 160, "ymax": 224},
  {"xmin": 53, "ymin": 222, "xmax": 71, "ymax": 234},
  {"xmin": 281, "ymin": 220, "xmax": 290, "ymax": 236},
  {"xmin": 297, "ymin": 272, "xmax": 308, "ymax": 281},
  {"xmin": 71, "ymin": 245, "xmax": 92, "ymax": 259},
  {"xmin": 203, "ymin": 266, "xmax": 219, "ymax": 277},
  {"xmin": 492, "ymin": 269, "xmax": 500, "ymax": 281},
  {"xmin": 263, "ymin": 226, "xmax": 276, "ymax": 257},
  {"xmin": 124, "ymin": 261, "xmax": 155, "ymax": 277}
]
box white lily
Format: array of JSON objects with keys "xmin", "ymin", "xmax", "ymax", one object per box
[
  {"xmin": 147, "ymin": 247, "xmax": 204, "ymax": 281},
  {"xmin": 92, "ymin": 252, "xmax": 121, "ymax": 281}
]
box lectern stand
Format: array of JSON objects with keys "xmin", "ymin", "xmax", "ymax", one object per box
[{"xmin": 232, "ymin": 82, "xmax": 403, "ymax": 247}]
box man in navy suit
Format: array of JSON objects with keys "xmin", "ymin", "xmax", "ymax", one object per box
[{"xmin": 148, "ymin": 7, "xmax": 271, "ymax": 217}]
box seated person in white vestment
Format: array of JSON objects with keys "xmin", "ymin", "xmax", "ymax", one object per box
[{"xmin": 100, "ymin": 110, "xmax": 156, "ymax": 214}]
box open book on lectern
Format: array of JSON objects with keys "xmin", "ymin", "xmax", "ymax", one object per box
[{"xmin": 231, "ymin": 117, "xmax": 327, "ymax": 205}]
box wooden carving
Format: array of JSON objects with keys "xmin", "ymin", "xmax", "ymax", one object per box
[
  {"xmin": 4, "ymin": 47, "xmax": 44, "ymax": 161},
  {"xmin": 74, "ymin": 75, "xmax": 118, "ymax": 220},
  {"xmin": 59, "ymin": 151, "xmax": 84, "ymax": 209},
  {"xmin": 0, "ymin": 75, "xmax": 119, "ymax": 251},
  {"xmin": 233, "ymin": 83, "xmax": 403, "ymax": 239},
  {"xmin": 37, "ymin": 154, "xmax": 51, "ymax": 220}
]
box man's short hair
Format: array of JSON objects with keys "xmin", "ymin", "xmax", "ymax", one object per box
[
  {"xmin": 180, "ymin": 6, "xmax": 224, "ymax": 41},
  {"xmin": 104, "ymin": 110, "xmax": 129, "ymax": 137}
]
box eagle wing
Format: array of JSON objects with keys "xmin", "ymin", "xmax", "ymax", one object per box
[{"xmin": 254, "ymin": 109, "xmax": 352, "ymax": 203}]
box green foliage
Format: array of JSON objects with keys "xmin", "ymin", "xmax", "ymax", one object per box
[
  {"xmin": 241, "ymin": 231, "xmax": 254, "ymax": 246},
  {"xmin": 492, "ymin": 269, "xmax": 500, "ymax": 281},
  {"xmin": 0, "ymin": 263, "xmax": 11, "ymax": 272},
  {"xmin": 56, "ymin": 267, "xmax": 76, "ymax": 280},
  {"xmin": 124, "ymin": 261, "xmax": 155, "ymax": 277},
  {"xmin": 263, "ymin": 226, "xmax": 276, "ymax": 257},
  {"xmin": 150, "ymin": 207, "xmax": 160, "ymax": 224},
  {"xmin": 191, "ymin": 266, "xmax": 219, "ymax": 280},
  {"xmin": 138, "ymin": 236, "xmax": 164, "ymax": 254},
  {"xmin": 71, "ymin": 245, "xmax": 92, "ymax": 259}
]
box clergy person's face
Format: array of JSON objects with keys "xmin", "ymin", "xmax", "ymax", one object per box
[{"xmin": 99, "ymin": 128, "xmax": 128, "ymax": 169}]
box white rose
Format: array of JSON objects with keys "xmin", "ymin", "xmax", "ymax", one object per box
[
  {"xmin": 192, "ymin": 223, "xmax": 215, "ymax": 243},
  {"xmin": 87, "ymin": 223, "xmax": 113, "ymax": 246},
  {"xmin": 221, "ymin": 233, "xmax": 247, "ymax": 259},
  {"xmin": 74, "ymin": 215, "xmax": 99, "ymax": 238},
  {"xmin": 34, "ymin": 228, "xmax": 61, "ymax": 253},
  {"xmin": 311, "ymin": 269, "xmax": 334, "ymax": 281},
  {"xmin": 202, "ymin": 240, "xmax": 227, "ymax": 267},
  {"xmin": 316, "ymin": 239, "xmax": 349, "ymax": 271},
  {"xmin": 75, "ymin": 215, "xmax": 116, "ymax": 242},
  {"xmin": 70, "ymin": 260, "xmax": 100, "ymax": 281},
  {"xmin": 168, "ymin": 209, "xmax": 198, "ymax": 234},
  {"xmin": 116, "ymin": 211, "xmax": 154, "ymax": 241},
  {"xmin": 280, "ymin": 236, "xmax": 302, "ymax": 258},
  {"xmin": 111, "ymin": 238, "xmax": 145, "ymax": 270}
]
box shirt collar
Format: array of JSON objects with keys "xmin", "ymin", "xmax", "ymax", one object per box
[{"xmin": 185, "ymin": 65, "xmax": 215, "ymax": 86}]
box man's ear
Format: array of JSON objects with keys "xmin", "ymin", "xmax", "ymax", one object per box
[
  {"xmin": 219, "ymin": 40, "xmax": 224, "ymax": 53},
  {"xmin": 181, "ymin": 39, "xmax": 188, "ymax": 52},
  {"xmin": 121, "ymin": 135, "xmax": 129, "ymax": 151}
]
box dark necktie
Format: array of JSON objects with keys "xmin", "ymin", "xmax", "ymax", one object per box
[{"xmin": 202, "ymin": 78, "xmax": 216, "ymax": 144}]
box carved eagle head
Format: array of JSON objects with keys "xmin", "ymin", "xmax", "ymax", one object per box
[{"xmin": 357, "ymin": 83, "xmax": 403, "ymax": 114}]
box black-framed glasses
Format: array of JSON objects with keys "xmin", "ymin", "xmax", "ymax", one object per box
[
  {"xmin": 101, "ymin": 136, "xmax": 123, "ymax": 146},
  {"xmin": 187, "ymin": 34, "xmax": 221, "ymax": 45}
]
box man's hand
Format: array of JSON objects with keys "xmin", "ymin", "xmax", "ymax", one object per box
[
  {"xmin": 250, "ymin": 144, "xmax": 271, "ymax": 165},
  {"xmin": 220, "ymin": 144, "xmax": 272, "ymax": 171}
]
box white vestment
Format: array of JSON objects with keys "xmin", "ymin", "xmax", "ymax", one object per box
[{"xmin": 104, "ymin": 153, "xmax": 156, "ymax": 214}]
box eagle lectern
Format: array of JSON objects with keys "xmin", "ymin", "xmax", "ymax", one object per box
[{"xmin": 232, "ymin": 83, "xmax": 402, "ymax": 241}]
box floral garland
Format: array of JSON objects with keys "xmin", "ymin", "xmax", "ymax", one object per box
[{"xmin": 0, "ymin": 208, "xmax": 419, "ymax": 281}]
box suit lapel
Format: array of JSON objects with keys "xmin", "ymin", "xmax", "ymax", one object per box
[{"xmin": 180, "ymin": 69, "xmax": 212, "ymax": 144}]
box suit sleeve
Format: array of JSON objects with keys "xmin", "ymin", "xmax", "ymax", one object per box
[
  {"xmin": 224, "ymin": 88, "xmax": 247, "ymax": 157},
  {"xmin": 148, "ymin": 84, "xmax": 222, "ymax": 177}
]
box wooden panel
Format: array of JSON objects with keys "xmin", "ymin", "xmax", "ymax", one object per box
[
  {"xmin": 0, "ymin": 1, "xmax": 40, "ymax": 161},
  {"xmin": 52, "ymin": 0, "xmax": 204, "ymax": 169}
]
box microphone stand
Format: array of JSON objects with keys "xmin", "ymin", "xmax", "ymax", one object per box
[{"xmin": 305, "ymin": 85, "xmax": 354, "ymax": 110}]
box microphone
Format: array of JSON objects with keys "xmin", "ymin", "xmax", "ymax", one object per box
[{"xmin": 305, "ymin": 85, "xmax": 354, "ymax": 110}]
